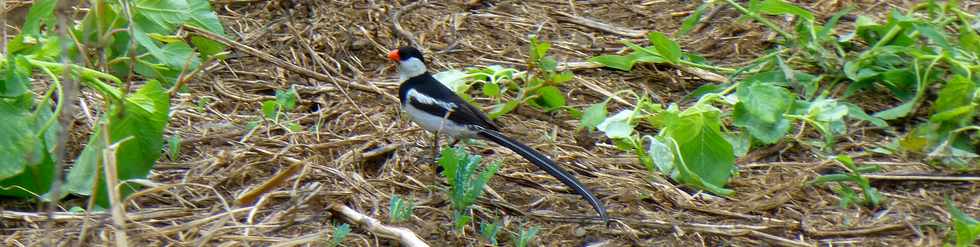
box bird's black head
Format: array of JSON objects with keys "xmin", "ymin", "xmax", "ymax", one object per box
[{"xmin": 387, "ymin": 47, "xmax": 425, "ymax": 64}]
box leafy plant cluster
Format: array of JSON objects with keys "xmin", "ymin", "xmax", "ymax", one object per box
[
  {"xmin": 433, "ymin": 36, "xmax": 573, "ymax": 119},
  {"xmin": 583, "ymin": 0, "xmax": 978, "ymax": 198},
  {"xmin": 438, "ymin": 147, "xmax": 501, "ymax": 232},
  {"xmin": 0, "ymin": 0, "xmax": 226, "ymax": 209}
]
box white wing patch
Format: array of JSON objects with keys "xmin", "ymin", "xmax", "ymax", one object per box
[{"xmin": 406, "ymin": 89, "xmax": 457, "ymax": 110}]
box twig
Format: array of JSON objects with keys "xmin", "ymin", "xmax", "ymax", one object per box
[
  {"xmin": 691, "ymin": 5, "xmax": 724, "ymax": 34},
  {"xmin": 389, "ymin": 0, "xmax": 428, "ymax": 49},
  {"xmin": 236, "ymin": 158, "xmax": 305, "ymax": 205},
  {"xmin": 552, "ymin": 11, "xmax": 647, "ymax": 38},
  {"xmin": 182, "ymin": 25, "xmax": 398, "ymax": 102},
  {"xmin": 862, "ymin": 174, "xmax": 980, "ymax": 182},
  {"xmin": 803, "ymin": 222, "xmax": 907, "ymax": 237},
  {"xmin": 103, "ymin": 136, "xmax": 136, "ymax": 247},
  {"xmin": 329, "ymin": 203, "xmax": 429, "ymax": 247},
  {"xmin": 558, "ymin": 61, "xmax": 729, "ymax": 83}
]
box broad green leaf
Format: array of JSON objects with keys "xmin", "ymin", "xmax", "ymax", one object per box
[
  {"xmin": 844, "ymin": 103, "xmax": 888, "ymax": 128},
  {"xmin": 873, "ymin": 100, "xmax": 916, "ymax": 120},
  {"xmin": 529, "ymin": 36, "xmax": 550, "ymax": 61},
  {"xmin": 736, "ymin": 81, "xmax": 793, "ymax": 123},
  {"xmin": 0, "ymin": 100, "xmax": 37, "ymax": 180},
  {"xmin": 750, "ymin": 0, "xmax": 814, "ymax": 20},
  {"xmin": 960, "ymin": 25, "xmax": 980, "ymax": 54},
  {"xmin": 1, "ymin": 56, "xmax": 30, "ymax": 97},
  {"xmin": 644, "ymin": 136, "xmax": 675, "ymax": 174},
  {"xmin": 533, "ymin": 86, "xmax": 565, "ymax": 110},
  {"xmin": 930, "ymin": 104, "xmax": 978, "ymax": 122},
  {"xmin": 597, "ymin": 110, "xmax": 634, "ymax": 139},
  {"xmin": 734, "ymin": 103, "xmax": 791, "ymax": 144},
  {"xmin": 932, "ymin": 75, "xmax": 976, "ymax": 118},
  {"xmin": 22, "ymin": 0, "xmax": 58, "ymax": 37},
  {"xmin": 580, "ymin": 101, "xmax": 608, "ymax": 131},
  {"xmin": 648, "ymin": 32, "xmax": 682, "ymax": 64},
  {"xmin": 135, "ymin": 0, "xmax": 191, "ymax": 33},
  {"xmin": 186, "ymin": 0, "xmax": 227, "ymax": 58},
  {"xmin": 0, "ymin": 97, "xmax": 59, "ymax": 198},
  {"xmin": 65, "ymin": 80, "xmax": 170, "ymax": 208},
  {"xmin": 947, "ymin": 200, "xmax": 980, "ymax": 247},
  {"xmin": 663, "ymin": 107, "xmax": 735, "ymax": 195}
]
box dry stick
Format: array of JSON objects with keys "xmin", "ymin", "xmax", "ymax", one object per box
[
  {"xmin": 389, "ymin": 0, "xmax": 427, "ymax": 50},
  {"xmin": 236, "ymin": 158, "xmax": 304, "ymax": 205},
  {"xmin": 329, "ymin": 204, "xmax": 429, "ymax": 247},
  {"xmin": 46, "ymin": 8, "xmax": 80, "ymax": 247},
  {"xmin": 182, "ymin": 25, "xmax": 398, "ymax": 102},
  {"xmin": 862, "ymin": 174, "xmax": 980, "ymax": 182},
  {"xmin": 559, "ymin": 61, "xmax": 729, "ymax": 83},
  {"xmin": 690, "ymin": 5, "xmax": 724, "ymax": 34},
  {"xmin": 103, "ymin": 136, "xmax": 135, "ymax": 247},
  {"xmin": 552, "ymin": 11, "xmax": 647, "ymax": 38}
]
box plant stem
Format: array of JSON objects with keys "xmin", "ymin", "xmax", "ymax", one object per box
[{"xmin": 722, "ymin": 0, "xmax": 794, "ymax": 40}]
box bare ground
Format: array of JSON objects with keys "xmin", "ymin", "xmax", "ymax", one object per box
[{"xmin": 2, "ymin": 0, "xmax": 979, "ymax": 246}]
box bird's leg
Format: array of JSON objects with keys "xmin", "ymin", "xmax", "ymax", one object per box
[{"xmin": 431, "ymin": 131, "xmax": 441, "ymax": 161}]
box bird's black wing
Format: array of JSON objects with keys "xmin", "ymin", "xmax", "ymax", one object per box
[{"xmin": 403, "ymin": 74, "xmax": 501, "ymax": 131}]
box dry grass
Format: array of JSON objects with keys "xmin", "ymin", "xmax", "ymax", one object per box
[{"xmin": 2, "ymin": 0, "xmax": 978, "ymax": 246}]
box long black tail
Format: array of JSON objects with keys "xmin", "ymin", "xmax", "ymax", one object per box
[{"xmin": 477, "ymin": 128, "xmax": 608, "ymax": 223}]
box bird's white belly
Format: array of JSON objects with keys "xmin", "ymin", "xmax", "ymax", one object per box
[{"xmin": 403, "ymin": 103, "xmax": 476, "ymax": 138}]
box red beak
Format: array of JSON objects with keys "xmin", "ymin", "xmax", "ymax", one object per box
[{"xmin": 387, "ymin": 50, "xmax": 400, "ymax": 62}]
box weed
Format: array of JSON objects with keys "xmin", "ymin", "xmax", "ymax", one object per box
[
  {"xmin": 438, "ymin": 147, "xmax": 501, "ymax": 232},
  {"xmin": 513, "ymin": 224, "xmax": 539, "ymax": 247},
  {"xmin": 810, "ymin": 155, "xmax": 882, "ymax": 208},
  {"xmin": 388, "ymin": 195, "xmax": 415, "ymax": 223}
]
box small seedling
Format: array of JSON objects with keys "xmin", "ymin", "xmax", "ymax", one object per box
[
  {"xmin": 479, "ymin": 218, "xmax": 502, "ymax": 245},
  {"xmin": 438, "ymin": 147, "xmax": 501, "ymax": 232},
  {"xmin": 388, "ymin": 195, "xmax": 415, "ymax": 223},
  {"xmin": 327, "ymin": 223, "xmax": 351, "ymax": 247},
  {"xmin": 946, "ymin": 199, "xmax": 980, "ymax": 247},
  {"xmin": 513, "ymin": 224, "xmax": 539, "ymax": 247},
  {"xmin": 167, "ymin": 134, "xmax": 182, "ymax": 161},
  {"xmin": 810, "ymin": 155, "xmax": 882, "ymax": 208}
]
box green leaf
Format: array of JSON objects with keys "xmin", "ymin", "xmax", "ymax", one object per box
[
  {"xmin": 261, "ymin": 100, "xmax": 277, "ymax": 120},
  {"xmin": 168, "ymin": 134, "xmax": 181, "ymax": 161},
  {"xmin": 749, "ymin": 0, "xmax": 814, "ymax": 20},
  {"xmin": 844, "ymin": 103, "xmax": 888, "ymax": 128},
  {"xmin": 597, "ymin": 110, "xmax": 634, "ymax": 139},
  {"xmin": 644, "ymin": 136, "xmax": 675, "ymax": 175},
  {"xmin": 959, "ymin": 25, "xmax": 980, "ymax": 54},
  {"xmin": 135, "ymin": 0, "xmax": 191, "ymax": 33},
  {"xmin": 932, "ymin": 75, "xmax": 976, "ymax": 119},
  {"xmin": 276, "ymin": 86, "xmax": 299, "ymax": 111},
  {"xmin": 662, "ymin": 106, "xmax": 735, "ymax": 195},
  {"xmin": 648, "ymin": 32, "xmax": 682, "ymax": 64},
  {"xmin": 533, "ymin": 86, "xmax": 565, "ymax": 110},
  {"xmin": 580, "ymin": 101, "xmax": 608, "ymax": 131},
  {"xmin": 0, "ymin": 97, "xmax": 58, "ymax": 198},
  {"xmin": 22, "ymin": 0, "xmax": 58, "ymax": 37},
  {"xmin": 65, "ymin": 80, "xmax": 170, "ymax": 208},
  {"xmin": 539, "ymin": 57, "xmax": 558, "ymax": 72},
  {"xmin": 481, "ymin": 83, "xmax": 500, "ymax": 97},
  {"xmin": 873, "ymin": 100, "xmax": 916, "ymax": 120},
  {"xmin": 529, "ymin": 36, "xmax": 550, "ymax": 62},
  {"xmin": 736, "ymin": 81, "xmax": 793, "ymax": 123},
  {"xmin": 488, "ymin": 100, "xmax": 519, "ymax": 119},
  {"xmin": 185, "ymin": 0, "xmax": 227, "ymax": 58},
  {"xmin": 433, "ymin": 69, "xmax": 471, "ymax": 93},
  {"xmin": 1, "ymin": 55, "xmax": 30, "ymax": 97},
  {"xmin": 329, "ymin": 223, "xmax": 351, "ymax": 247},
  {"xmin": 678, "ymin": 2, "xmax": 711, "ymax": 36},
  {"xmin": 947, "ymin": 199, "xmax": 980, "ymax": 247},
  {"xmin": 734, "ymin": 103, "xmax": 791, "ymax": 144},
  {"xmin": 551, "ymin": 71, "xmax": 574, "ymax": 84},
  {"xmin": 589, "ymin": 55, "xmax": 634, "ymax": 71}
]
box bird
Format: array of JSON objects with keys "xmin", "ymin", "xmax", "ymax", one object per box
[{"xmin": 388, "ymin": 46, "xmax": 609, "ymax": 223}]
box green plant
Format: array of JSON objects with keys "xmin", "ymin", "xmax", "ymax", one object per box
[
  {"xmin": 388, "ymin": 195, "xmax": 415, "ymax": 223},
  {"xmin": 257, "ymin": 86, "xmax": 302, "ymax": 132},
  {"xmin": 438, "ymin": 147, "xmax": 501, "ymax": 232},
  {"xmin": 327, "ymin": 223, "xmax": 351, "ymax": 247},
  {"xmin": 946, "ymin": 199, "xmax": 980, "ymax": 247},
  {"xmin": 584, "ymin": 0, "xmax": 978, "ymax": 196},
  {"xmin": 0, "ymin": 0, "xmax": 226, "ymax": 209},
  {"xmin": 432, "ymin": 36, "xmax": 573, "ymax": 119},
  {"xmin": 479, "ymin": 218, "xmax": 502, "ymax": 245},
  {"xmin": 512, "ymin": 224, "xmax": 539, "ymax": 247},
  {"xmin": 810, "ymin": 155, "xmax": 882, "ymax": 208}
]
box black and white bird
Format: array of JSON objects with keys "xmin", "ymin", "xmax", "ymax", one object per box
[{"xmin": 388, "ymin": 47, "xmax": 609, "ymax": 223}]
